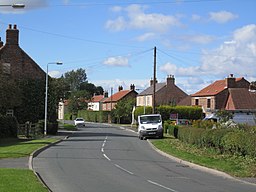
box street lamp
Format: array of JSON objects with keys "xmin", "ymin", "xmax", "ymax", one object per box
[
  {"xmin": 44, "ymin": 62, "xmax": 63, "ymax": 136},
  {"xmin": 0, "ymin": 4, "xmax": 25, "ymax": 8}
]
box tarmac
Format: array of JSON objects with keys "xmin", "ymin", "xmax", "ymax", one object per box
[{"xmin": 0, "ymin": 127, "xmax": 255, "ymax": 187}]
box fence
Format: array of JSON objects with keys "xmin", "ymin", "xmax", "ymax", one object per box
[{"xmin": 18, "ymin": 122, "xmax": 42, "ymax": 138}]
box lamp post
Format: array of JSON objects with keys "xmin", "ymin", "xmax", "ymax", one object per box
[
  {"xmin": 0, "ymin": 4, "xmax": 25, "ymax": 8},
  {"xmin": 44, "ymin": 62, "xmax": 63, "ymax": 136}
]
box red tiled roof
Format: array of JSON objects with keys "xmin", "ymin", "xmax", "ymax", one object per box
[
  {"xmin": 103, "ymin": 90, "xmax": 134, "ymax": 102},
  {"xmin": 192, "ymin": 78, "xmax": 243, "ymax": 97},
  {"xmin": 91, "ymin": 95, "xmax": 104, "ymax": 102},
  {"xmin": 225, "ymin": 88, "xmax": 256, "ymax": 110}
]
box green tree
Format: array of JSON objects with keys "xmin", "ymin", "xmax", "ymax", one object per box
[
  {"xmin": 112, "ymin": 98, "xmax": 136, "ymax": 124},
  {"xmin": 64, "ymin": 68, "xmax": 87, "ymax": 91}
]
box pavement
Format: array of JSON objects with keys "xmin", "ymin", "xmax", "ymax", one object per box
[{"xmin": 0, "ymin": 126, "xmax": 255, "ymax": 187}]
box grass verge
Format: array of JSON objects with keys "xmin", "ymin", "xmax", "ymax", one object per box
[
  {"xmin": 59, "ymin": 123, "xmax": 77, "ymax": 131},
  {"xmin": 0, "ymin": 138, "xmax": 58, "ymax": 159},
  {"xmin": 151, "ymin": 135, "xmax": 256, "ymax": 177},
  {"xmin": 0, "ymin": 168, "xmax": 48, "ymax": 192}
]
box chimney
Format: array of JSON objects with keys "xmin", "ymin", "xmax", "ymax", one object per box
[
  {"xmin": 130, "ymin": 84, "xmax": 135, "ymax": 90},
  {"xmin": 6, "ymin": 24, "xmax": 19, "ymax": 45},
  {"xmin": 167, "ymin": 75, "xmax": 175, "ymax": 86},
  {"xmin": 0, "ymin": 37, "xmax": 3, "ymax": 47},
  {"xmin": 104, "ymin": 91, "xmax": 108, "ymax": 98},
  {"xmin": 150, "ymin": 78, "xmax": 158, "ymax": 86},
  {"xmin": 225, "ymin": 74, "xmax": 236, "ymax": 88},
  {"xmin": 118, "ymin": 85, "xmax": 123, "ymax": 92}
]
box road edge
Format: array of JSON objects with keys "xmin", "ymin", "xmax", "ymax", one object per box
[
  {"xmin": 28, "ymin": 136, "xmax": 69, "ymax": 192},
  {"xmin": 147, "ymin": 139, "xmax": 256, "ymax": 187}
]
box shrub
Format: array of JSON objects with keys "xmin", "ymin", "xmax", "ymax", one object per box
[{"xmin": 0, "ymin": 116, "xmax": 18, "ymax": 138}]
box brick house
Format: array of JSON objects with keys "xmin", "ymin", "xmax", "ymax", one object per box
[
  {"xmin": 0, "ymin": 24, "xmax": 45, "ymax": 119},
  {"xmin": 102, "ymin": 85, "xmax": 137, "ymax": 111},
  {"xmin": 191, "ymin": 74, "xmax": 256, "ymax": 124},
  {"xmin": 0, "ymin": 24, "xmax": 45, "ymax": 80},
  {"xmin": 136, "ymin": 75, "xmax": 188, "ymax": 107}
]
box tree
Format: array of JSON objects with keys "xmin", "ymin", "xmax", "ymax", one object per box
[
  {"xmin": 64, "ymin": 68, "xmax": 87, "ymax": 91},
  {"xmin": 112, "ymin": 98, "xmax": 136, "ymax": 124},
  {"xmin": 80, "ymin": 82, "xmax": 104, "ymax": 99}
]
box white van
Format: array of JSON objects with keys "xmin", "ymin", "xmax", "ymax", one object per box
[{"xmin": 138, "ymin": 114, "xmax": 163, "ymax": 140}]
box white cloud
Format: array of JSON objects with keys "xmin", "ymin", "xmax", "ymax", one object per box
[
  {"xmin": 209, "ymin": 11, "xmax": 238, "ymax": 24},
  {"xmin": 106, "ymin": 4, "xmax": 181, "ymax": 33},
  {"xmin": 159, "ymin": 24, "xmax": 256, "ymax": 92},
  {"xmin": 103, "ymin": 56, "xmax": 129, "ymax": 67},
  {"xmin": 49, "ymin": 70, "xmax": 62, "ymax": 78},
  {"xmin": 191, "ymin": 14, "xmax": 201, "ymax": 21},
  {"xmin": 136, "ymin": 32, "xmax": 156, "ymax": 42},
  {"xmin": 180, "ymin": 34, "xmax": 215, "ymax": 44}
]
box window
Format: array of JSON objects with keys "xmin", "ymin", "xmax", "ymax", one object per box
[
  {"xmin": 2, "ymin": 63, "xmax": 11, "ymax": 75},
  {"xmin": 6, "ymin": 109, "xmax": 14, "ymax": 116},
  {"xmin": 207, "ymin": 99, "xmax": 211, "ymax": 108},
  {"xmin": 195, "ymin": 99, "xmax": 199, "ymax": 105}
]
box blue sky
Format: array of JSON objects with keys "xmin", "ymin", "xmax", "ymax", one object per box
[{"xmin": 1, "ymin": 0, "xmax": 256, "ymax": 94}]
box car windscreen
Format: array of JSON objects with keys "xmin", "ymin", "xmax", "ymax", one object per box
[{"xmin": 140, "ymin": 116, "xmax": 161, "ymax": 124}]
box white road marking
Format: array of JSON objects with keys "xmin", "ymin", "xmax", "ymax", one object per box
[
  {"xmin": 147, "ymin": 180, "xmax": 179, "ymax": 192},
  {"xmin": 115, "ymin": 164, "xmax": 134, "ymax": 175},
  {"xmin": 103, "ymin": 154, "xmax": 111, "ymax": 161}
]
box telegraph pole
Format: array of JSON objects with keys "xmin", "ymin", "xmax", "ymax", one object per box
[{"xmin": 153, "ymin": 46, "xmax": 156, "ymax": 114}]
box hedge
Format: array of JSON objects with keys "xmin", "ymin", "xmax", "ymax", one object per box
[
  {"xmin": 135, "ymin": 105, "xmax": 202, "ymax": 121},
  {"xmin": 168, "ymin": 125, "xmax": 256, "ymax": 157},
  {"xmin": 0, "ymin": 116, "xmax": 18, "ymax": 138},
  {"xmin": 77, "ymin": 110, "xmax": 110, "ymax": 123}
]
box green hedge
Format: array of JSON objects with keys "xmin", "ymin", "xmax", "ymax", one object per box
[
  {"xmin": 0, "ymin": 116, "xmax": 18, "ymax": 138},
  {"xmin": 77, "ymin": 110, "xmax": 110, "ymax": 123},
  {"xmin": 135, "ymin": 105, "xmax": 202, "ymax": 121},
  {"xmin": 171, "ymin": 125, "xmax": 256, "ymax": 157}
]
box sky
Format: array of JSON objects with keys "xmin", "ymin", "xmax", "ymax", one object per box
[{"xmin": 0, "ymin": 0, "xmax": 256, "ymax": 95}]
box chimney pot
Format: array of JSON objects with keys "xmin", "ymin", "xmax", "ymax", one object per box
[
  {"xmin": 9, "ymin": 24, "xmax": 12, "ymax": 29},
  {"xmin": 14, "ymin": 24, "xmax": 17, "ymax": 29}
]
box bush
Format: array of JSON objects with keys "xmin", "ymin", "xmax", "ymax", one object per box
[
  {"xmin": 0, "ymin": 116, "xmax": 18, "ymax": 138},
  {"xmin": 164, "ymin": 120, "xmax": 179, "ymax": 138}
]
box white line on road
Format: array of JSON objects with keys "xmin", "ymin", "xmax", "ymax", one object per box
[
  {"xmin": 103, "ymin": 154, "xmax": 111, "ymax": 161},
  {"xmin": 115, "ymin": 164, "xmax": 134, "ymax": 175},
  {"xmin": 147, "ymin": 180, "xmax": 179, "ymax": 192}
]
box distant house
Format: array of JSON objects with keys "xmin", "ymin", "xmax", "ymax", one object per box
[
  {"xmin": 88, "ymin": 95, "xmax": 105, "ymax": 111},
  {"xmin": 136, "ymin": 75, "xmax": 188, "ymax": 107},
  {"xmin": 102, "ymin": 85, "xmax": 137, "ymax": 111},
  {"xmin": 191, "ymin": 74, "xmax": 256, "ymax": 125}
]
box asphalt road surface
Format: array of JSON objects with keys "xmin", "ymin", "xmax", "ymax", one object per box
[{"xmin": 33, "ymin": 122, "xmax": 256, "ymax": 192}]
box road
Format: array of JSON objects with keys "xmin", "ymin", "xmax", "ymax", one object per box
[{"xmin": 33, "ymin": 122, "xmax": 256, "ymax": 192}]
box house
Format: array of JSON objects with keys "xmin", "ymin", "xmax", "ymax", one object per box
[
  {"xmin": 87, "ymin": 94, "xmax": 105, "ymax": 111},
  {"xmin": 0, "ymin": 24, "xmax": 45, "ymax": 118},
  {"xmin": 191, "ymin": 74, "xmax": 256, "ymax": 125},
  {"xmin": 0, "ymin": 24, "xmax": 45, "ymax": 80},
  {"xmin": 102, "ymin": 85, "xmax": 138, "ymax": 111},
  {"xmin": 136, "ymin": 75, "xmax": 188, "ymax": 107}
]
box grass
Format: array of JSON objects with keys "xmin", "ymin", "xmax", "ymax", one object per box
[
  {"xmin": 59, "ymin": 123, "xmax": 77, "ymax": 131},
  {"xmin": 0, "ymin": 168, "xmax": 48, "ymax": 192},
  {"xmin": 0, "ymin": 138, "xmax": 58, "ymax": 159},
  {"xmin": 151, "ymin": 135, "xmax": 256, "ymax": 177},
  {"xmin": 0, "ymin": 137, "xmax": 59, "ymax": 191}
]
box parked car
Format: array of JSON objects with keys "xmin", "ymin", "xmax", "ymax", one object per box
[{"xmin": 74, "ymin": 118, "xmax": 85, "ymax": 126}]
